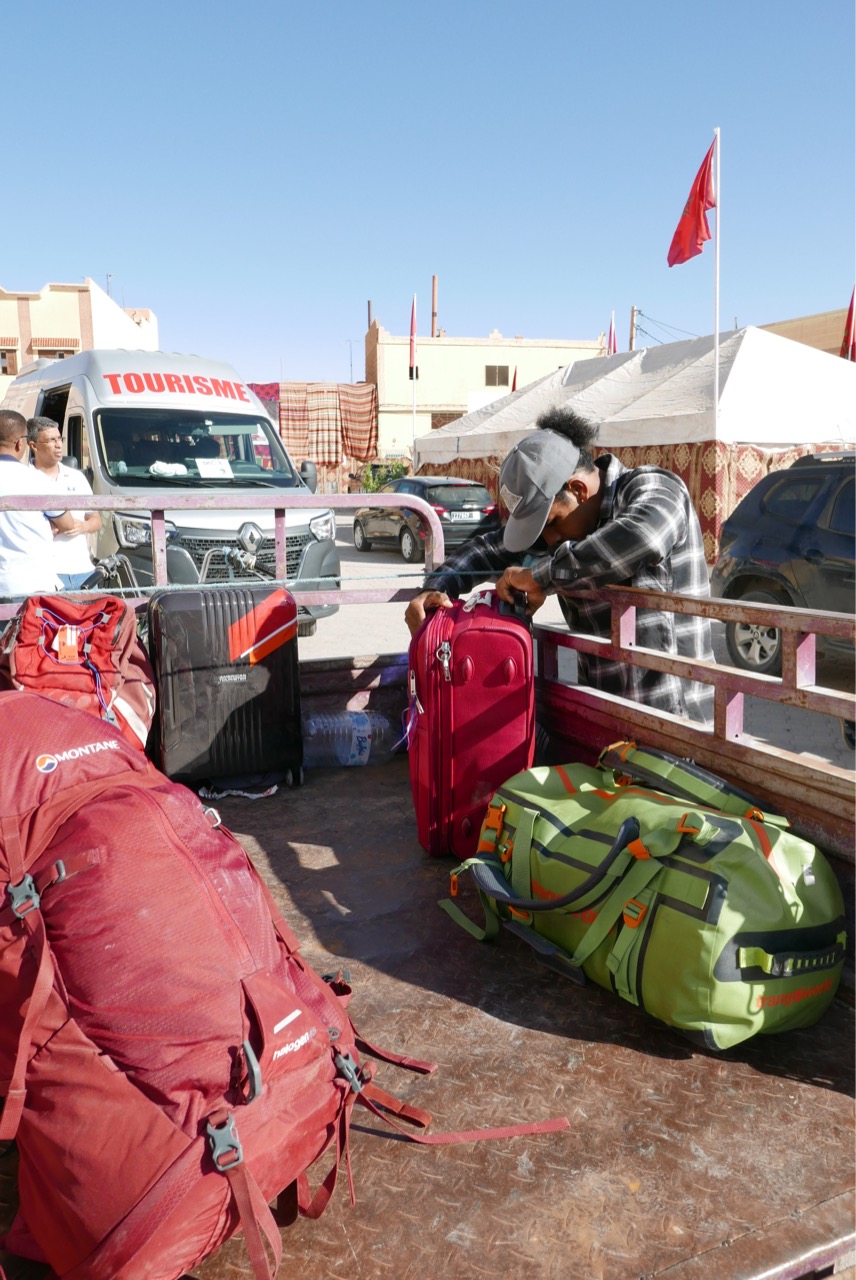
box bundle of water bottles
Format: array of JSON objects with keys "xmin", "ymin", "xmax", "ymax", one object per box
[{"xmin": 301, "ymin": 709, "xmax": 393, "ymax": 768}]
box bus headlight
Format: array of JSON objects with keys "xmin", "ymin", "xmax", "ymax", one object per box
[
  {"xmin": 309, "ymin": 511, "xmax": 335, "ymax": 543},
  {"xmin": 114, "ymin": 515, "xmax": 179, "ymax": 548}
]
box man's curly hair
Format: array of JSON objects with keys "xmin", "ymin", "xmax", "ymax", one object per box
[{"xmin": 535, "ymin": 407, "xmax": 599, "ymax": 471}]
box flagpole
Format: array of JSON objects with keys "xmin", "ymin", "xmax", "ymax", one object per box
[
  {"xmin": 410, "ymin": 294, "xmax": 417, "ymax": 446},
  {"xmin": 713, "ymin": 127, "xmax": 721, "ymax": 436}
]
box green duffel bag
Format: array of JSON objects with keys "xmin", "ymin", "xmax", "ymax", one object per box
[{"xmin": 440, "ymin": 741, "xmax": 847, "ymax": 1051}]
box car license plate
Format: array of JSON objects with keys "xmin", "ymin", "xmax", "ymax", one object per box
[{"xmin": 449, "ymin": 511, "xmax": 477, "ymax": 521}]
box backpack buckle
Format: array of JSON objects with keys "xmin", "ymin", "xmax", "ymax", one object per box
[
  {"xmin": 477, "ymin": 801, "xmax": 506, "ymax": 854},
  {"xmin": 622, "ymin": 899, "xmax": 648, "ymax": 929},
  {"xmin": 206, "ymin": 1111, "xmax": 244, "ymax": 1171},
  {"xmin": 334, "ymin": 1051, "xmax": 364, "ymax": 1095},
  {"xmin": 8, "ymin": 875, "xmax": 40, "ymax": 919}
]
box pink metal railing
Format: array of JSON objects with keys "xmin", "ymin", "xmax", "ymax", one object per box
[{"xmin": 2, "ymin": 490, "xmax": 853, "ymax": 853}]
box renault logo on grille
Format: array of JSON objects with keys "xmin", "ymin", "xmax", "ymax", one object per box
[{"xmin": 238, "ymin": 522, "xmax": 264, "ymax": 554}]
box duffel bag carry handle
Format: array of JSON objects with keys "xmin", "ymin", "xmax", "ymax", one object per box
[
  {"xmin": 599, "ymin": 741, "xmax": 789, "ymax": 827},
  {"xmin": 469, "ymin": 814, "xmax": 642, "ymax": 915}
]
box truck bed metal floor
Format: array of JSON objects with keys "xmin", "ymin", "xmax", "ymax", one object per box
[{"xmin": 2, "ymin": 759, "xmax": 853, "ymax": 1280}]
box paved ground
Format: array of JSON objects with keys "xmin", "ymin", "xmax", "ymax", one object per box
[{"xmin": 299, "ymin": 517, "xmax": 855, "ymax": 771}]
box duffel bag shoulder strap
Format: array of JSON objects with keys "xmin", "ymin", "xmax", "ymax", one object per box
[
  {"xmin": 599, "ymin": 740, "xmax": 789, "ymax": 828},
  {"xmin": 440, "ymin": 789, "xmax": 721, "ymax": 983},
  {"xmin": 440, "ymin": 791, "xmax": 690, "ymax": 939}
]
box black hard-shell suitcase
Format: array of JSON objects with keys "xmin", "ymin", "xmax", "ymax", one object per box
[{"xmin": 146, "ymin": 586, "xmax": 303, "ymax": 786}]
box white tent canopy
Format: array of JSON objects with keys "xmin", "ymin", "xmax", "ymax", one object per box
[{"xmin": 413, "ymin": 326, "xmax": 856, "ymax": 470}]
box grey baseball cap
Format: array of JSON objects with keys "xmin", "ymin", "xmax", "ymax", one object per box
[{"xmin": 499, "ymin": 432, "xmax": 581, "ymax": 552}]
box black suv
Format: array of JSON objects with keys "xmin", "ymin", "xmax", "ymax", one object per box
[
  {"xmin": 710, "ymin": 453, "xmax": 855, "ymax": 673},
  {"xmin": 353, "ymin": 476, "xmax": 499, "ymax": 562}
]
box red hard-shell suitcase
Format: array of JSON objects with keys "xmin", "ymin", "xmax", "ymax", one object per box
[
  {"xmin": 147, "ymin": 585, "xmax": 302, "ymax": 786},
  {"xmin": 407, "ymin": 589, "xmax": 535, "ymax": 858}
]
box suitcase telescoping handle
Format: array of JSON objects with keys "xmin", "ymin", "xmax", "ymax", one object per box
[{"xmin": 497, "ymin": 590, "xmax": 530, "ymax": 626}]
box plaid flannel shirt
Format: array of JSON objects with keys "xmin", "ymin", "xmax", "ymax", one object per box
[{"xmin": 423, "ymin": 454, "xmax": 714, "ymax": 723}]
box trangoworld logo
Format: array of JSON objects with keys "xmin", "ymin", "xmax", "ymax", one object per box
[{"xmin": 35, "ymin": 740, "xmax": 121, "ymax": 773}]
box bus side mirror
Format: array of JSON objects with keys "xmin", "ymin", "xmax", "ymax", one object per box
[{"xmin": 300, "ymin": 460, "xmax": 317, "ymax": 493}]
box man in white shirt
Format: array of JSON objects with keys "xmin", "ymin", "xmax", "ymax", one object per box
[
  {"xmin": 27, "ymin": 416, "xmax": 102, "ymax": 589},
  {"xmin": 0, "ymin": 410, "xmax": 74, "ymax": 598}
]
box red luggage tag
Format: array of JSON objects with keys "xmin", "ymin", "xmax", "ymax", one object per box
[{"xmin": 53, "ymin": 625, "xmax": 82, "ymax": 664}]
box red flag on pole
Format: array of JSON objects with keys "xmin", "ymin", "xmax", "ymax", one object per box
[
  {"xmin": 409, "ymin": 295, "xmax": 417, "ymax": 379},
  {"xmin": 607, "ymin": 311, "xmax": 617, "ymax": 355},
  {"xmin": 667, "ymin": 139, "xmax": 717, "ymax": 267},
  {"xmin": 511, "ymin": 366, "xmax": 518, "ymax": 392},
  {"xmin": 840, "ymin": 287, "xmax": 856, "ymax": 361}
]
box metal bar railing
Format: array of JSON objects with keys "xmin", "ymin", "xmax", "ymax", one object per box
[
  {"xmin": 0, "ymin": 490, "xmax": 446, "ymax": 609},
  {"xmin": 2, "ymin": 492, "xmax": 853, "ymax": 822}
]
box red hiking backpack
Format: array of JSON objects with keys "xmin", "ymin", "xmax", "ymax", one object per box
[
  {"xmin": 0, "ymin": 691, "xmax": 566, "ymax": 1279},
  {"xmin": 0, "ymin": 594, "xmax": 155, "ymax": 750}
]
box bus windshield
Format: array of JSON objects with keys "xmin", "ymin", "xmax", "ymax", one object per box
[{"xmin": 93, "ymin": 409, "xmax": 302, "ymax": 487}]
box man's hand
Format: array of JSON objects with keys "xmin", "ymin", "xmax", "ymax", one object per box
[
  {"xmin": 495, "ymin": 567, "xmax": 547, "ymax": 616},
  {"xmin": 405, "ymin": 590, "xmax": 453, "ymax": 637},
  {"xmin": 48, "ymin": 512, "xmax": 75, "ymax": 534},
  {"xmin": 57, "ymin": 518, "xmax": 89, "ymax": 538}
]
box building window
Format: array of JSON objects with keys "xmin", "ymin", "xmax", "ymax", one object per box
[
  {"xmin": 432, "ymin": 412, "xmax": 461, "ymax": 431},
  {"xmin": 0, "ymin": 350, "xmax": 17, "ymax": 376},
  {"xmin": 485, "ymin": 365, "xmax": 509, "ymax": 387},
  {"xmin": 39, "ymin": 350, "xmax": 73, "ymax": 360}
]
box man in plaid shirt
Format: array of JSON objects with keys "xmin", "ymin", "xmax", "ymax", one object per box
[{"xmin": 405, "ymin": 409, "xmax": 713, "ymax": 724}]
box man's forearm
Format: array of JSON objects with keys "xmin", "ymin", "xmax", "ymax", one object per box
[{"xmin": 422, "ymin": 529, "xmax": 512, "ymax": 597}]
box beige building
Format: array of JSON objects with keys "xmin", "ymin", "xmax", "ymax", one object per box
[
  {"xmin": 365, "ymin": 319, "xmax": 605, "ymax": 459},
  {"xmin": 759, "ymin": 307, "xmax": 848, "ymax": 356},
  {"xmin": 0, "ymin": 278, "xmax": 158, "ymax": 401}
]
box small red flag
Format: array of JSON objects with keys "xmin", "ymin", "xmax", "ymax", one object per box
[
  {"xmin": 840, "ymin": 287, "xmax": 856, "ymax": 361},
  {"xmin": 607, "ymin": 312, "xmax": 617, "ymax": 355},
  {"xmin": 409, "ymin": 295, "xmax": 417, "ymax": 375},
  {"xmin": 667, "ymin": 139, "xmax": 717, "ymax": 267},
  {"xmin": 511, "ymin": 366, "xmax": 517, "ymax": 391}
]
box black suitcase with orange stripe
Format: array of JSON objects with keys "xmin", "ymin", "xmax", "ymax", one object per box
[{"xmin": 146, "ymin": 586, "xmax": 303, "ymax": 786}]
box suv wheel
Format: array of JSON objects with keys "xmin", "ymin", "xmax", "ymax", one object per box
[
  {"xmin": 353, "ymin": 520, "xmax": 372, "ymax": 552},
  {"xmin": 399, "ymin": 527, "xmax": 424, "ymax": 563},
  {"xmin": 725, "ymin": 588, "xmax": 789, "ymax": 675}
]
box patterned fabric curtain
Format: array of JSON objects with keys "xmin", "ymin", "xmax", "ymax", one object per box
[
  {"xmin": 247, "ymin": 382, "xmax": 280, "ymax": 404},
  {"xmin": 306, "ymin": 384, "xmax": 341, "ymax": 465},
  {"xmin": 415, "ymin": 441, "xmax": 846, "ymax": 564},
  {"xmin": 279, "ymin": 383, "xmax": 310, "ymax": 457},
  {"xmin": 338, "ymin": 383, "xmax": 378, "ymax": 461}
]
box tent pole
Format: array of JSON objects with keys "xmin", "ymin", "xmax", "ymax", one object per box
[{"xmin": 714, "ymin": 126, "xmax": 721, "ymax": 436}]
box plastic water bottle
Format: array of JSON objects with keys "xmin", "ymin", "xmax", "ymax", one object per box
[{"xmin": 302, "ymin": 710, "xmax": 392, "ymax": 768}]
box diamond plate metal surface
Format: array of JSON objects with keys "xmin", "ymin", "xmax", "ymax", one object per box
[
  {"xmin": 189, "ymin": 760, "xmax": 855, "ymax": 1280},
  {"xmin": 1, "ymin": 759, "xmax": 852, "ymax": 1279}
]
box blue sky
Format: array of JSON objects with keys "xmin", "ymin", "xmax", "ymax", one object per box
[{"xmin": 6, "ymin": 0, "xmax": 854, "ymax": 382}]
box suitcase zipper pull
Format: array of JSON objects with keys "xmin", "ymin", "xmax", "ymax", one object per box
[
  {"xmin": 408, "ymin": 669, "xmax": 424, "ymax": 714},
  {"xmin": 436, "ymin": 641, "xmax": 452, "ymax": 682}
]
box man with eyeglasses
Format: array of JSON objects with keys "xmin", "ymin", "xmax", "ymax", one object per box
[{"xmin": 0, "ymin": 410, "xmax": 74, "ymax": 599}]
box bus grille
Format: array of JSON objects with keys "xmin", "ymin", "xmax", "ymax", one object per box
[{"xmin": 179, "ymin": 533, "xmax": 311, "ymax": 583}]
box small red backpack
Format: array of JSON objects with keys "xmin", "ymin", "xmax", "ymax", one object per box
[
  {"xmin": 0, "ymin": 595, "xmax": 155, "ymax": 750},
  {"xmin": 0, "ymin": 692, "xmax": 566, "ymax": 1279}
]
